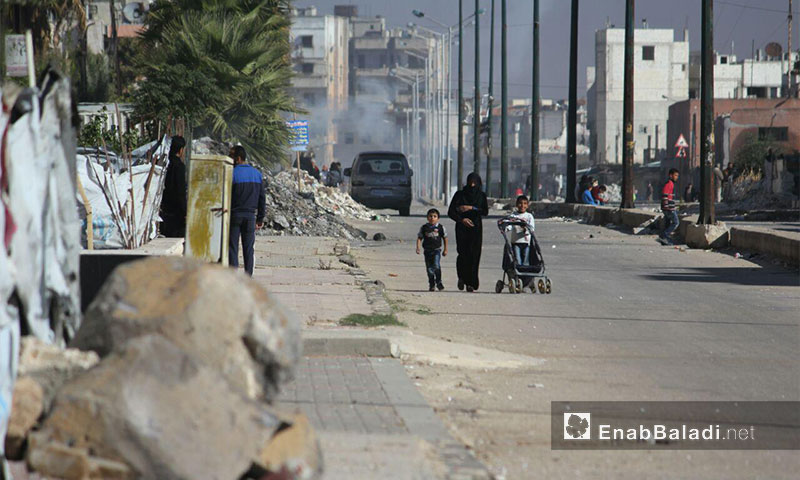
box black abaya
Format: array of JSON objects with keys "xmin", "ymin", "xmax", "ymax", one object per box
[{"xmin": 448, "ymin": 187, "xmax": 489, "ymax": 289}]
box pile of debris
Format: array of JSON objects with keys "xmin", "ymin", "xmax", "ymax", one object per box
[
  {"xmin": 6, "ymin": 257, "xmax": 321, "ymax": 480},
  {"xmin": 261, "ymin": 170, "xmax": 381, "ymax": 239}
]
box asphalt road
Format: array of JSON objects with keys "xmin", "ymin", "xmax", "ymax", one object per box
[{"xmin": 350, "ymin": 205, "xmax": 800, "ymax": 479}]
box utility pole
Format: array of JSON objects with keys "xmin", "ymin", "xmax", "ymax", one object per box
[
  {"xmin": 500, "ymin": 0, "xmax": 509, "ymax": 197},
  {"xmin": 566, "ymin": 0, "xmax": 579, "ymax": 203},
  {"xmin": 621, "ymin": 0, "xmax": 635, "ymax": 208},
  {"xmin": 473, "ymin": 0, "xmax": 481, "ymax": 175},
  {"xmin": 699, "ymin": 0, "xmax": 715, "ymax": 224},
  {"xmin": 0, "ymin": 0, "xmax": 6, "ymax": 78},
  {"xmin": 110, "ymin": 0, "xmax": 122, "ymax": 96},
  {"xmin": 458, "ymin": 0, "xmax": 465, "ymax": 189},
  {"xmin": 530, "ymin": 0, "xmax": 540, "ymax": 201},
  {"xmin": 789, "ymin": 0, "xmax": 794, "ymax": 97},
  {"xmin": 486, "ymin": 0, "xmax": 495, "ymax": 196}
]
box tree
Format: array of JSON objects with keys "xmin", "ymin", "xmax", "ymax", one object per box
[
  {"xmin": 134, "ymin": 0, "xmax": 298, "ymax": 165},
  {"xmin": 734, "ymin": 132, "xmax": 787, "ymax": 174}
]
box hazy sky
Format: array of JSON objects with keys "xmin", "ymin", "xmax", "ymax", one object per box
[{"xmin": 294, "ymin": 0, "xmax": 799, "ymax": 99}]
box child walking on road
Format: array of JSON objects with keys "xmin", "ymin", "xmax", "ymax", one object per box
[{"xmin": 416, "ymin": 209, "xmax": 448, "ymax": 292}]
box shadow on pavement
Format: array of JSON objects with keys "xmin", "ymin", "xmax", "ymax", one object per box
[{"xmin": 642, "ymin": 267, "xmax": 800, "ymax": 287}]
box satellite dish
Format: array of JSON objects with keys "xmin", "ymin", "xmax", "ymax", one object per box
[
  {"xmin": 122, "ymin": 2, "xmax": 146, "ymax": 24},
  {"xmin": 765, "ymin": 42, "xmax": 783, "ymax": 59}
]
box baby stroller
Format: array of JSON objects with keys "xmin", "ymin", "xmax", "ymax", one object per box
[{"xmin": 494, "ymin": 217, "xmax": 551, "ymax": 294}]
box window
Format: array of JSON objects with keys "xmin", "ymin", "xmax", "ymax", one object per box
[
  {"xmin": 642, "ymin": 46, "xmax": 655, "ymax": 61},
  {"xmin": 345, "ymin": 133, "xmax": 355, "ymax": 144},
  {"xmin": 720, "ymin": 56, "xmax": 728, "ymax": 64},
  {"xmin": 300, "ymin": 35, "xmax": 313, "ymax": 48},
  {"xmin": 356, "ymin": 157, "xmax": 407, "ymax": 175},
  {"xmin": 358, "ymin": 54, "xmax": 365, "ymax": 68},
  {"xmin": 758, "ymin": 127, "xmax": 788, "ymax": 142},
  {"xmin": 303, "ymin": 93, "xmax": 315, "ymax": 106},
  {"xmin": 302, "ymin": 63, "xmax": 314, "ymax": 74}
]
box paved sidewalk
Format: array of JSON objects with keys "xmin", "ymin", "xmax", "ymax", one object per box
[{"xmin": 247, "ymin": 235, "xmax": 492, "ymax": 479}]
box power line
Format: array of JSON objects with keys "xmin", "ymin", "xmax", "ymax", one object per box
[{"xmin": 717, "ymin": 1, "xmax": 799, "ymax": 15}]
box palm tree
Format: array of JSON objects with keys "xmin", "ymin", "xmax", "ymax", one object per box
[{"xmin": 135, "ymin": 0, "xmax": 298, "ymax": 165}]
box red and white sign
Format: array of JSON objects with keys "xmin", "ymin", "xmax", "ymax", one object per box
[{"xmin": 674, "ymin": 134, "xmax": 689, "ymax": 159}]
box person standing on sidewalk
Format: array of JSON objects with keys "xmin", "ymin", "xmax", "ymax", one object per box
[
  {"xmin": 659, "ymin": 168, "xmax": 680, "ymax": 246},
  {"xmin": 160, "ymin": 136, "xmax": 187, "ymax": 237},
  {"xmin": 228, "ymin": 146, "xmax": 266, "ymax": 276},
  {"xmin": 416, "ymin": 208, "xmax": 448, "ymax": 292},
  {"xmin": 448, "ymin": 173, "xmax": 489, "ymax": 292}
]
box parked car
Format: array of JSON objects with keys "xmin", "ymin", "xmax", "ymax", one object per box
[{"xmin": 344, "ymin": 152, "xmax": 413, "ymax": 216}]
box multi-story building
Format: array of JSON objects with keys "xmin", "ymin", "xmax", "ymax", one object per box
[
  {"xmin": 688, "ymin": 50, "xmax": 796, "ymax": 99},
  {"xmin": 290, "ymin": 6, "xmax": 350, "ymax": 165},
  {"xmin": 588, "ymin": 27, "xmax": 690, "ymax": 165},
  {"xmin": 86, "ymin": 1, "xmax": 150, "ymax": 54}
]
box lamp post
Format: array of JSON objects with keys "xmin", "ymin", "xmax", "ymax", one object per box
[{"xmin": 412, "ymin": 8, "xmax": 484, "ymax": 195}]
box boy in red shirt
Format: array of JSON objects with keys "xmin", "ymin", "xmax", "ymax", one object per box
[{"xmin": 658, "ymin": 169, "xmax": 679, "ymax": 245}]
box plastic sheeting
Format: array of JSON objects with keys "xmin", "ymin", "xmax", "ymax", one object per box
[
  {"xmin": 76, "ymin": 154, "xmax": 167, "ymax": 249},
  {"xmin": 0, "ymin": 70, "xmax": 82, "ymax": 474}
]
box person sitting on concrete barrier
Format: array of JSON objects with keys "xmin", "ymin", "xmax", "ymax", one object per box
[
  {"xmin": 581, "ymin": 178, "xmax": 599, "ymax": 205},
  {"xmin": 592, "ymin": 184, "xmax": 608, "ymax": 205},
  {"xmin": 659, "ymin": 168, "xmax": 680, "ymax": 246},
  {"xmin": 229, "ymin": 146, "xmax": 266, "ymax": 276}
]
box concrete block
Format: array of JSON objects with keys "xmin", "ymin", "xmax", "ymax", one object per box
[
  {"xmin": 685, "ymin": 222, "xmax": 730, "ymax": 249},
  {"xmin": 678, "ymin": 215, "xmax": 699, "ymax": 239},
  {"xmin": 619, "ymin": 209, "xmax": 660, "ymax": 229},
  {"xmin": 730, "ymin": 227, "xmax": 800, "ymax": 265}
]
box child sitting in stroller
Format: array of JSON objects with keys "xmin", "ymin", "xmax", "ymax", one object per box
[
  {"xmin": 507, "ymin": 195, "xmax": 535, "ymax": 267},
  {"xmin": 495, "ymin": 195, "xmax": 550, "ymax": 294}
]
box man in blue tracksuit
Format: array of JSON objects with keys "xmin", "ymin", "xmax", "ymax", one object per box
[{"xmin": 229, "ymin": 145, "xmax": 266, "ymax": 276}]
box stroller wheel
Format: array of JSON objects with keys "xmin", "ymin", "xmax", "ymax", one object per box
[
  {"xmin": 507, "ymin": 281, "xmax": 515, "ymax": 294},
  {"xmin": 537, "ymin": 279, "xmax": 546, "ymax": 294},
  {"xmin": 495, "ymin": 280, "xmax": 504, "ymax": 294},
  {"xmin": 515, "ymin": 279, "xmax": 523, "ymax": 293},
  {"xmin": 545, "ymin": 278, "xmax": 552, "ymax": 294}
]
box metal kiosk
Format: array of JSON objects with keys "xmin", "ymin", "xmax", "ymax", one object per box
[{"xmin": 184, "ymin": 154, "xmax": 234, "ymax": 264}]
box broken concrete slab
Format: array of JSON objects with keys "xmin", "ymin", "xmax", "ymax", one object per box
[
  {"xmin": 18, "ymin": 337, "xmax": 99, "ymax": 410},
  {"xmin": 71, "ymin": 256, "xmax": 301, "ymax": 401},
  {"xmin": 34, "ymin": 335, "xmax": 282, "ymax": 480},
  {"xmin": 685, "ymin": 222, "xmax": 730, "ymax": 249},
  {"xmin": 5, "ymin": 377, "xmax": 44, "ymax": 460}
]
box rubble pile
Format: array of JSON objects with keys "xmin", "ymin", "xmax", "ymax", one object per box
[
  {"xmin": 725, "ymin": 171, "xmax": 795, "ymax": 210},
  {"xmin": 261, "ymin": 170, "xmax": 378, "ymax": 239},
  {"xmin": 6, "ymin": 257, "xmax": 321, "ymax": 480},
  {"xmin": 192, "ymin": 136, "xmax": 231, "ymax": 156}
]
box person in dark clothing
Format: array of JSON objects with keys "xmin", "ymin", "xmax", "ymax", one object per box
[
  {"xmin": 683, "ymin": 182, "xmax": 694, "ymax": 203},
  {"xmin": 326, "ymin": 162, "xmax": 343, "ymax": 187},
  {"xmin": 228, "ymin": 146, "xmax": 266, "ymax": 276},
  {"xmin": 448, "ymin": 172, "xmax": 489, "ymax": 292},
  {"xmin": 416, "ymin": 208, "xmax": 448, "ymax": 291},
  {"xmin": 160, "ymin": 136, "xmax": 187, "ymax": 237}
]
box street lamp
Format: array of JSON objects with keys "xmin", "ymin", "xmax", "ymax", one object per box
[{"xmin": 410, "ymin": 8, "xmax": 485, "ymax": 197}]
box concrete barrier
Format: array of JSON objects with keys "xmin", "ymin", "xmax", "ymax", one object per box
[
  {"xmin": 531, "ymin": 202, "xmax": 659, "ymax": 229},
  {"xmin": 532, "ymin": 202, "xmax": 798, "ymax": 264},
  {"xmin": 730, "ymin": 226, "xmax": 800, "ymax": 265}
]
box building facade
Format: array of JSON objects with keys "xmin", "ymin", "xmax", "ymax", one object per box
[
  {"xmin": 665, "ymin": 98, "xmax": 800, "ymax": 192},
  {"xmin": 290, "ymin": 6, "xmax": 350, "ymax": 165},
  {"xmin": 589, "ymin": 27, "xmax": 690, "ymax": 165},
  {"xmin": 688, "ymin": 51, "xmax": 795, "ymax": 99}
]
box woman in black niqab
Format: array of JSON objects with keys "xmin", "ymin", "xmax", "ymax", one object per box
[{"xmin": 448, "ymin": 173, "xmax": 489, "ymax": 291}]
